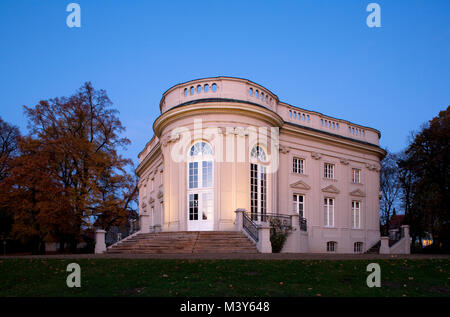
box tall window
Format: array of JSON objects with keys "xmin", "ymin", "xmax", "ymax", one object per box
[
  {"xmin": 324, "ymin": 163, "xmax": 335, "ymax": 179},
  {"xmin": 187, "ymin": 142, "xmax": 214, "ymax": 226},
  {"xmin": 293, "ymin": 158, "xmax": 305, "ymax": 174},
  {"xmin": 151, "ymin": 206, "xmax": 154, "ymax": 227},
  {"xmin": 260, "ymin": 167, "xmax": 267, "ymax": 218},
  {"xmin": 352, "ymin": 168, "xmax": 361, "ymax": 184},
  {"xmin": 250, "ymin": 145, "xmax": 267, "ymax": 221},
  {"xmin": 293, "ymin": 194, "xmax": 304, "ymax": 218},
  {"xmin": 188, "ymin": 142, "xmax": 213, "ymax": 189},
  {"xmin": 250, "ymin": 163, "xmax": 258, "ymax": 219},
  {"xmin": 351, "ymin": 200, "xmax": 361, "ymax": 229},
  {"xmin": 327, "ymin": 241, "xmax": 337, "ymax": 252},
  {"xmin": 324, "ymin": 198, "xmax": 334, "ymax": 227}
]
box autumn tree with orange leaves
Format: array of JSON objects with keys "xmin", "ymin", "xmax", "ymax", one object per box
[
  {"xmin": 0, "ymin": 117, "xmax": 20, "ymax": 243},
  {"xmin": 0, "ymin": 83, "xmax": 137, "ymax": 253}
]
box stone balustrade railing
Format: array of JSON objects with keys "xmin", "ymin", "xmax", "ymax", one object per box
[
  {"xmin": 277, "ymin": 103, "xmax": 380, "ymax": 146},
  {"xmin": 159, "ymin": 77, "xmax": 278, "ymax": 114},
  {"xmin": 141, "ymin": 77, "xmax": 381, "ymax": 162}
]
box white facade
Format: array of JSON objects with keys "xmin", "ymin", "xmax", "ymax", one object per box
[{"xmin": 136, "ymin": 77, "xmax": 385, "ymax": 253}]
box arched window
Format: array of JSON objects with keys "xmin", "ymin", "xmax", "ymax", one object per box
[
  {"xmin": 189, "ymin": 141, "xmax": 213, "ymax": 157},
  {"xmin": 204, "ymin": 84, "xmax": 209, "ymax": 92},
  {"xmin": 250, "ymin": 145, "xmax": 267, "ymax": 162}
]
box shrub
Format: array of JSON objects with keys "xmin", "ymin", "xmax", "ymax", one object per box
[{"xmin": 269, "ymin": 217, "xmax": 294, "ymax": 253}]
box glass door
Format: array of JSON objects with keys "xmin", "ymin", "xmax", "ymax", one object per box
[{"xmin": 187, "ymin": 142, "xmax": 214, "ymax": 231}]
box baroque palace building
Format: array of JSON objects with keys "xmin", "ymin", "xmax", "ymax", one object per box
[{"xmin": 132, "ymin": 76, "xmax": 387, "ymax": 254}]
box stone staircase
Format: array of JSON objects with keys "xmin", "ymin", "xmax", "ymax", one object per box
[
  {"xmin": 365, "ymin": 238, "xmax": 404, "ymax": 254},
  {"xmin": 106, "ymin": 231, "xmax": 258, "ymax": 254},
  {"xmin": 365, "ymin": 240, "xmax": 381, "ymax": 254}
]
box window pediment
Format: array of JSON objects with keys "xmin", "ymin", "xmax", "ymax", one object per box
[
  {"xmin": 350, "ymin": 189, "xmax": 366, "ymax": 197},
  {"xmin": 290, "ymin": 180, "xmax": 311, "ymax": 190},
  {"xmin": 322, "ymin": 185, "xmax": 340, "ymax": 194}
]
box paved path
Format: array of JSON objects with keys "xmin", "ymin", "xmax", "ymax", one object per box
[{"xmin": 1, "ymin": 253, "xmax": 449, "ymax": 260}]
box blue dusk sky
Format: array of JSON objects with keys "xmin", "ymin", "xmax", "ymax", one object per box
[{"xmin": 0, "ymin": 0, "xmax": 449, "ymax": 168}]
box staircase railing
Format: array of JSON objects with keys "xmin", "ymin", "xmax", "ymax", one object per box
[
  {"xmin": 389, "ymin": 226, "xmax": 405, "ymax": 247},
  {"xmin": 242, "ymin": 212, "xmax": 259, "ymax": 242},
  {"xmin": 250, "ymin": 212, "xmax": 307, "ymax": 232},
  {"xmin": 105, "ymin": 219, "xmax": 140, "ymax": 247},
  {"xmin": 258, "ymin": 213, "xmax": 292, "ymax": 228},
  {"xmin": 299, "ymin": 217, "xmax": 307, "ymax": 231}
]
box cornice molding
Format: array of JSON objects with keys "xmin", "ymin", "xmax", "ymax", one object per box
[
  {"xmin": 136, "ymin": 142, "xmax": 162, "ymax": 177},
  {"xmin": 153, "ymin": 101, "xmax": 284, "ymax": 138}
]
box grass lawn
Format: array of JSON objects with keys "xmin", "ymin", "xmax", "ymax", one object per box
[{"xmin": 0, "ymin": 258, "xmax": 448, "ymax": 297}]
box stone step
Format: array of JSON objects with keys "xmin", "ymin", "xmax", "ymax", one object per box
[
  {"xmin": 193, "ymin": 249, "xmax": 258, "ymax": 254},
  {"xmin": 106, "ymin": 231, "xmax": 258, "ymax": 254}
]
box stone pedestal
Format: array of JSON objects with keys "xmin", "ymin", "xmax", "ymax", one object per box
[
  {"xmin": 282, "ymin": 214, "xmax": 299, "ymax": 253},
  {"xmin": 379, "ymin": 236, "xmax": 390, "ymax": 254},
  {"xmin": 401, "ymin": 225, "xmax": 410, "ymax": 239},
  {"xmin": 257, "ymin": 226, "xmax": 272, "ymax": 253},
  {"xmin": 94, "ymin": 229, "xmax": 106, "ymax": 254},
  {"xmin": 234, "ymin": 208, "xmax": 245, "ymax": 232},
  {"xmin": 401, "ymin": 225, "xmax": 410, "ymax": 254}
]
